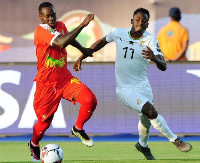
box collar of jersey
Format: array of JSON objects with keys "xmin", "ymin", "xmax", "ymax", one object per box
[{"xmin": 128, "ymin": 31, "xmax": 144, "ymax": 40}]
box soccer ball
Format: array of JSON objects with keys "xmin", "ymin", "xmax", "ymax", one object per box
[{"xmin": 40, "ymin": 144, "xmax": 63, "ymax": 163}]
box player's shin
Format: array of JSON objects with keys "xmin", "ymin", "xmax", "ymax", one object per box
[{"xmin": 150, "ymin": 114, "xmax": 177, "ymax": 141}]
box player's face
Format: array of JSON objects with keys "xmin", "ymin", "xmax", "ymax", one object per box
[
  {"xmin": 131, "ymin": 12, "xmax": 149, "ymax": 33},
  {"xmin": 39, "ymin": 6, "xmax": 57, "ymax": 28}
]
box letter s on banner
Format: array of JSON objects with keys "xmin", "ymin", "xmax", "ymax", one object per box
[{"xmin": 0, "ymin": 70, "xmax": 21, "ymax": 129}]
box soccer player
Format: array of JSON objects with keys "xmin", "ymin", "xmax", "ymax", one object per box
[
  {"xmin": 28, "ymin": 2, "xmax": 97, "ymax": 162},
  {"xmin": 73, "ymin": 8, "xmax": 192, "ymax": 160}
]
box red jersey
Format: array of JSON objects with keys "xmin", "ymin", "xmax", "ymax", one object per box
[{"xmin": 34, "ymin": 21, "xmax": 72, "ymax": 87}]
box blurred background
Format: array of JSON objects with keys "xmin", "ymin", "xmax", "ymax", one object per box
[{"xmin": 0, "ymin": 0, "xmax": 200, "ymax": 136}]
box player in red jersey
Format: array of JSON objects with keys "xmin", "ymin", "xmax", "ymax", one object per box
[{"xmin": 28, "ymin": 2, "xmax": 97, "ymax": 162}]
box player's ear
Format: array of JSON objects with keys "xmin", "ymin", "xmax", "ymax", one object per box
[
  {"xmin": 39, "ymin": 14, "xmax": 42, "ymax": 21},
  {"xmin": 131, "ymin": 19, "xmax": 133, "ymax": 24}
]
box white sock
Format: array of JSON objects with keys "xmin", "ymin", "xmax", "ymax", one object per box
[
  {"xmin": 138, "ymin": 120, "xmax": 150, "ymax": 147},
  {"xmin": 150, "ymin": 114, "xmax": 177, "ymax": 142}
]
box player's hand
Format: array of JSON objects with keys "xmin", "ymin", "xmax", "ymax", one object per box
[
  {"xmin": 82, "ymin": 48, "xmax": 93, "ymax": 57},
  {"xmin": 73, "ymin": 56, "xmax": 83, "ymax": 72},
  {"xmin": 81, "ymin": 14, "xmax": 94, "ymax": 27},
  {"xmin": 141, "ymin": 46, "xmax": 156, "ymax": 61}
]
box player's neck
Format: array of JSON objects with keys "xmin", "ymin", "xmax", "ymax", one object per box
[{"xmin": 129, "ymin": 31, "xmax": 143, "ymax": 40}]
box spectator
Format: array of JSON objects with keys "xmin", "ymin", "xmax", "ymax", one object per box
[{"xmin": 157, "ymin": 7, "xmax": 189, "ymax": 61}]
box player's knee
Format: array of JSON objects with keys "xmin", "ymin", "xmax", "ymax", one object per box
[
  {"xmin": 142, "ymin": 102, "xmax": 158, "ymax": 119},
  {"xmin": 79, "ymin": 88, "xmax": 97, "ymax": 111}
]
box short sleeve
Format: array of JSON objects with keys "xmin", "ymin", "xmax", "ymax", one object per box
[
  {"xmin": 182, "ymin": 28, "xmax": 189, "ymax": 42},
  {"xmin": 34, "ymin": 24, "xmax": 61, "ymax": 46},
  {"xmin": 106, "ymin": 28, "xmax": 117, "ymax": 42},
  {"xmin": 147, "ymin": 37, "xmax": 163, "ymax": 56}
]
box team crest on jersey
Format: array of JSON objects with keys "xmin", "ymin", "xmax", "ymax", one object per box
[
  {"xmin": 136, "ymin": 99, "xmax": 141, "ymax": 105},
  {"xmin": 48, "ymin": 28, "xmax": 54, "ymax": 33},
  {"xmin": 140, "ymin": 40, "xmax": 146, "ymax": 47}
]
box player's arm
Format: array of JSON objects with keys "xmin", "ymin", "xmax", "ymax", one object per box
[
  {"xmin": 52, "ymin": 14, "xmax": 94, "ymax": 49},
  {"xmin": 142, "ymin": 46, "xmax": 167, "ymax": 71},
  {"xmin": 70, "ymin": 40, "xmax": 93, "ymax": 57},
  {"xmin": 151, "ymin": 54, "xmax": 167, "ymax": 71},
  {"xmin": 171, "ymin": 40, "xmax": 188, "ymax": 61},
  {"xmin": 73, "ymin": 36, "xmax": 108, "ymax": 72},
  {"xmin": 90, "ymin": 36, "xmax": 108, "ymax": 53}
]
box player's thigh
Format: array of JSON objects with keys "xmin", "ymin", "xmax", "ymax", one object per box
[
  {"xmin": 116, "ymin": 88, "xmax": 152, "ymax": 113},
  {"xmin": 34, "ymin": 83, "xmax": 62, "ymax": 121},
  {"xmin": 62, "ymin": 77, "xmax": 88, "ymax": 102}
]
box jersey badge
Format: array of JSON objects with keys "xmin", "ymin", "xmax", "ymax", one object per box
[
  {"xmin": 140, "ymin": 40, "xmax": 146, "ymax": 47},
  {"xmin": 136, "ymin": 99, "xmax": 141, "ymax": 105}
]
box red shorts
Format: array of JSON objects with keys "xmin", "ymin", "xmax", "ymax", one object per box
[{"xmin": 33, "ymin": 76, "xmax": 87, "ymax": 121}]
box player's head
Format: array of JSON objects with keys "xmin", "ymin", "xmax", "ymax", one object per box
[
  {"xmin": 131, "ymin": 8, "xmax": 150, "ymax": 33},
  {"xmin": 169, "ymin": 7, "xmax": 181, "ymax": 21},
  {"xmin": 38, "ymin": 2, "xmax": 57, "ymax": 28}
]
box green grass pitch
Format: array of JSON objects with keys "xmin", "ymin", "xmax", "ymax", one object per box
[{"xmin": 0, "ymin": 141, "xmax": 199, "ymax": 162}]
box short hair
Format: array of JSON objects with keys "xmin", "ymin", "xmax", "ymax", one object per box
[
  {"xmin": 38, "ymin": 2, "xmax": 54, "ymax": 13},
  {"xmin": 133, "ymin": 8, "xmax": 150, "ymax": 20},
  {"xmin": 169, "ymin": 7, "xmax": 181, "ymax": 21}
]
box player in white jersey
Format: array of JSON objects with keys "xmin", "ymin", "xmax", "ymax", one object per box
[{"xmin": 73, "ymin": 8, "xmax": 192, "ymax": 160}]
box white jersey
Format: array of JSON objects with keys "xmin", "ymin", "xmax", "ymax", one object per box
[{"xmin": 106, "ymin": 28, "xmax": 163, "ymax": 94}]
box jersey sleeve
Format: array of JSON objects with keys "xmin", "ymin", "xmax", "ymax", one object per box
[
  {"xmin": 34, "ymin": 24, "xmax": 61, "ymax": 46},
  {"xmin": 147, "ymin": 36, "xmax": 163, "ymax": 56},
  {"xmin": 105, "ymin": 28, "xmax": 117, "ymax": 42},
  {"xmin": 182, "ymin": 28, "xmax": 189, "ymax": 42}
]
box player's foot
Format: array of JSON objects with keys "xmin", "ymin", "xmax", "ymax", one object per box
[
  {"xmin": 173, "ymin": 137, "xmax": 192, "ymax": 152},
  {"xmin": 28, "ymin": 140, "xmax": 41, "ymax": 162},
  {"xmin": 135, "ymin": 142, "xmax": 156, "ymax": 160},
  {"xmin": 71, "ymin": 125, "xmax": 94, "ymax": 147}
]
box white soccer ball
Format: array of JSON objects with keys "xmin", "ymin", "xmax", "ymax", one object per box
[{"xmin": 40, "ymin": 144, "xmax": 63, "ymax": 163}]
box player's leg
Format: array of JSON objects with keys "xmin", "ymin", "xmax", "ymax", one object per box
[
  {"xmin": 116, "ymin": 88, "xmax": 152, "ymax": 146},
  {"xmin": 73, "ymin": 87, "xmax": 97, "ymax": 130},
  {"xmin": 29, "ymin": 117, "xmax": 53, "ymax": 161},
  {"xmin": 71, "ymin": 87, "xmax": 97, "ymax": 147},
  {"xmin": 29, "ymin": 83, "xmax": 61, "ymax": 161},
  {"xmin": 136, "ymin": 114, "xmax": 156, "ymax": 160},
  {"xmin": 116, "ymin": 88, "xmax": 155, "ymax": 160},
  {"xmin": 142, "ymin": 102, "xmax": 192, "ymax": 152},
  {"xmin": 32, "ymin": 116, "xmax": 53, "ymax": 145},
  {"xmin": 62, "ymin": 77, "xmax": 97, "ymax": 147},
  {"xmin": 138, "ymin": 114, "xmax": 151, "ymax": 147}
]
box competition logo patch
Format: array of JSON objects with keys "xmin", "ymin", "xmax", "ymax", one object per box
[{"xmin": 136, "ymin": 99, "xmax": 141, "ymax": 105}]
